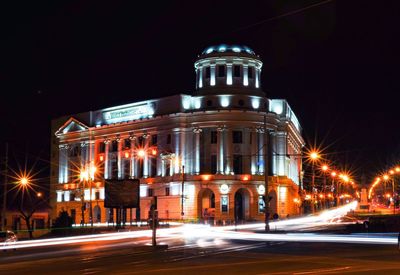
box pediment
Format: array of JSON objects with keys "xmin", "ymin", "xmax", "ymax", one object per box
[{"xmin": 55, "ymin": 117, "xmax": 89, "ymax": 136}]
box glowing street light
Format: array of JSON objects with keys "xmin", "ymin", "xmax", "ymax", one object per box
[
  {"xmin": 309, "ymin": 151, "xmax": 319, "ymax": 161},
  {"xmin": 19, "ymin": 177, "xmax": 29, "ymax": 186},
  {"xmin": 383, "ymin": 174, "xmax": 389, "ymax": 181},
  {"xmin": 322, "ymin": 165, "xmax": 329, "ymax": 171},
  {"xmin": 137, "ymin": 149, "xmax": 146, "ymax": 158}
]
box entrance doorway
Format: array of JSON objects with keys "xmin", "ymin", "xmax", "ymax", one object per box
[
  {"xmin": 198, "ymin": 188, "xmax": 215, "ymax": 220},
  {"xmin": 234, "ymin": 188, "xmax": 250, "ymax": 222}
]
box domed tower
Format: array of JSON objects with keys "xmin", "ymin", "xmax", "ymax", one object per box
[{"xmin": 194, "ymin": 44, "xmax": 264, "ymax": 97}]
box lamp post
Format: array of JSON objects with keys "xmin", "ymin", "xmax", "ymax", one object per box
[
  {"xmin": 1, "ymin": 143, "xmax": 8, "ymax": 232},
  {"xmin": 309, "ymin": 151, "xmax": 320, "ymax": 213},
  {"xmin": 181, "ymin": 165, "xmax": 185, "ymax": 219},
  {"xmin": 321, "ymin": 164, "xmax": 329, "ymax": 209},
  {"xmin": 330, "ymin": 171, "xmax": 337, "ymax": 207}
]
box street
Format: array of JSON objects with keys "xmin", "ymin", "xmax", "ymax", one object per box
[
  {"xmin": 1, "ymin": 202, "xmax": 400, "ymax": 274},
  {"xmin": 1, "ymin": 235, "xmax": 400, "ymax": 274}
]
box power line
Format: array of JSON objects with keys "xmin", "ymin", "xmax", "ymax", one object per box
[{"xmin": 228, "ymin": 0, "xmax": 334, "ymax": 34}]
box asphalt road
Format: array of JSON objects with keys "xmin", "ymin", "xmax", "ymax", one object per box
[{"xmin": 1, "ymin": 234, "xmax": 400, "ymax": 274}]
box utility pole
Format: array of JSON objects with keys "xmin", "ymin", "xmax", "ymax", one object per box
[
  {"xmin": 181, "ymin": 165, "xmax": 185, "ymax": 218},
  {"xmin": 264, "ymin": 114, "xmax": 270, "ymax": 232},
  {"xmin": 2, "ymin": 143, "xmax": 8, "ymax": 231},
  {"xmin": 311, "ymin": 162, "xmax": 315, "ymax": 213}
]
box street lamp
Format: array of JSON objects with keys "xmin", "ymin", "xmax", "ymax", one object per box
[
  {"xmin": 79, "ymin": 162, "xmax": 96, "ymax": 227},
  {"xmin": 321, "ymin": 164, "xmax": 329, "ymax": 209},
  {"xmin": 309, "ymin": 151, "xmax": 320, "ymax": 213}
]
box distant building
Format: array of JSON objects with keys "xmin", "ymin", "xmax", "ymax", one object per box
[{"xmin": 50, "ymin": 44, "xmax": 305, "ymax": 225}]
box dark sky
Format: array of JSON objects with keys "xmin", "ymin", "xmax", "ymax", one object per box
[{"xmin": 1, "ymin": 0, "xmax": 400, "ymax": 185}]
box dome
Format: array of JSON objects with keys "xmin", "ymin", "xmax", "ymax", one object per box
[{"xmin": 200, "ymin": 44, "xmax": 256, "ymax": 56}]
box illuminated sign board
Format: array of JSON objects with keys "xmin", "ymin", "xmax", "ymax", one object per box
[{"xmin": 103, "ymin": 103, "xmax": 155, "ymax": 124}]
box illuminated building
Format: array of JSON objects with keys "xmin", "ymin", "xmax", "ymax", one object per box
[{"xmin": 50, "ymin": 44, "xmax": 304, "ymax": 224}]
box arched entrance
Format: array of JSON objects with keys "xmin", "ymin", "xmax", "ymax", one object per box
[
  {"xmin": 234, "ymin": 188, "xmax": 251, "ymax": 222},
  {"xmin": 198, "ymin": 188, "xmax": 215, "ymax": 220},
  {"xmin": 93, "ymin": 205, "xmax": 101, "ymax": 223}
]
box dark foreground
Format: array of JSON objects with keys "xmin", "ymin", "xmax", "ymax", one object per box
[{"xmin": 1, "ymin": 235, "xmax": 400, "ymax": 275}]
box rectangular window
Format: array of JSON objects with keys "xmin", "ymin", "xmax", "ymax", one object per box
[
  {"xmin": 167, "ymin": 134, "xmax": 171, "ymax": 144},
  {"xmin": 148, "ymin": 188, "xmax": 153, "ymax": 197},
  {"xmin": 111, "ymin": 160, "xmax": 118, "ymax": 179},
  {"xmin": 205, "ymin": 67, "xmax": 211, "ymax": 78},
  {"xmin": 258, "ymin": 195, "xmax": 265, "ymax": 213},
  {"xmin": 221, "ymin": 195, "xmax": 228, "ymax": 213},
  {"xmin": 111, "ymin": 140, "xmax": 118, "ymax": 152},
  {"xmin": 124, "ymin": 160, "xmax": 130, "ymax": 179},
  {"xmin": 211, "ymin": 155, "xmax": 217, "ymax": 174},
  {"xmin": 151, "ymin": 135, "xmax": 158, "ymax": 145},
  {"xmin": 124, "ymin": 139, "xmax": 131, "ymax": 149},
  {"xmin": 138, "ymin": 159, "xmax": 144, "ymax": 178},
  {"xmin": 234, "ymin": 65, "xmax": 241, "ymax": 77},
  {"xmin": 138, "ymin": 136, "xmax": 144, "ymax": 147},
  {"xmin": 95, "ymin": 191, "xmax": 100, "ymax": 200},
  {"xmin": 99, "ymin": 142, "xmax": 106, "ymax": 153},
  {"xmin": 232, "ymin": 131, "xmax": 242, "ymax": 144},
  {"xmin": 248, "ymin": 67, "xmax": 253, "ymax": 79},
  {"xmin": 151, "ymin": 158, "xmax": 157, "ymax": 177},
  {"xmin": 70, "ymin": 193, "xmax": 76, "ymax": 201},
  {"xmin": 211, "ymin": 131, "xmax": 217, "ymax": 144},
  {"xmin": 218, "ymin": 65, "xmax": 225, "ymax": 77},
  {"xmin": 165, "ymin": 187, "xmax": 170, "ymax": 196},
  {"xmin": 249, "ymin": 132, "xmax": 252, "ymax": 144},
  {"xmin": 233, "ymin": 155, "xmax": 243, "ymax": 174}
]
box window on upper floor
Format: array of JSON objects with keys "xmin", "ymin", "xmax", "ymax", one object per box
[
  {"xmin": 234, "ymin": 65, "xmax": 241, "ymax": 77},
  {"xmin": 151, "ymin": 135, "xmax": 158, "ymax": 145},
  {"xmin": 233, "ymin": 131, "xmax": 243, "ymax": 144},
  {"xmin": 110, "ymin": 140, "xmax": 118, "ymax": 152},
  {"xmin": 167, "ymin": 134, "xmax": 171, "ymax": 144},
  {"xmin": 248, "ymin": 67, "xmax": 254, "ymax": 79},
  {"xmin": 211, "ymin": 155, "xmax": 217, "ymax": 174},
  {"xmin": 205, "ymin": 67, "xmax": 211, "ymax": 79},
  {"xmin": 218, "ymin": 65, "xmax": 225, "ymax": 77},
  {"xmin": 124, "ymin": 139, "xmax": 131, "ymax": 149},
  {"xmin": 233, "ymin": 154, "xmax": 243, "ymax": 174},
  {"xmin": 99, "ymin": 142, "xmax": 106, "ymax": 153},
  {"xmin": 165, "ymin": 187, "xmax": 170, "ymax": 196},
  {"xmin": 148, "ymin": 188, "xmax": 154, "ymax": 197},
  {"xmin": 211, "ymin": 131, "xmax": 217, "ymax": 144}
]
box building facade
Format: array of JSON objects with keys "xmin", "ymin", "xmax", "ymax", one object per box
[{"xmin": 50, "ymin": 44, "xmax": 305, "ymax": 225}]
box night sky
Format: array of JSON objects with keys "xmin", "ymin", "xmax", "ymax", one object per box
[{"xmin": 1, "ymin": 1, "xmax": 400, "ymax": 186}]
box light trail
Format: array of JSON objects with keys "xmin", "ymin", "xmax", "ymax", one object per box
[
  {"xmin": 4, "ymin": 201, "xmax": 395, "ymax": 251},
  {"xmin": 214, "ymin": 200, "xmax": 359, "ymax": 231}
]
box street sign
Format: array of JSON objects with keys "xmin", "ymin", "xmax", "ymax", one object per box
[{"xmin": 104, "ymin": 179, "xmax": 140, "ymax": 208}]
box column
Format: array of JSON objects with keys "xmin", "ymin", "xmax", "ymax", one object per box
[
  {"xmin": 180, "ymin": 130, "xmax": 186, "ymax": 169},
  {"xmin": 198, "ymin": 67, "xmax": 203, "ymax": 88},
  {"xmin": 216, "ymin": 126, "xmax": 225, "ymax": 174},
  {"xmin": 170, "ymin": 155, "xmax": 174, "ymax": 176},
  {"xmin": 104, "ymin": 139, "xmax": 110, "ymax": 179},
  {"xmin": 117, "ymin": 137, "xmax": 122, "ymax": 179},
  {"xmin": 161, "ymin": 157, "xmax": 166, "ymax": 177},
  {"xmin": 193, "ymin": 128, "xmax": 202, "ymax": 175},
  {"xmin": 243, "ymin": 64, "xmax": 249, "ymax": 86},
  {"xmin": 59, "ymin": 144, "xmax": 68, "ymax": 183},
  {"xmin": 226, "ymin": 64, "xmax": 233, "ymax": 85},
  {"xmin": 210, "ymin": 64, "xmax": 216, "ymax": 86},
  {"xmin": 80, "ymin": 142, "xmax": 87, "ymax": 167},
  {"xmin": 250, "ymin": 129, "xmax": 257, "ymax": 175},
  {"xmin": 225, "ymin": 129, "xmax": 233, "ymax": 175},
  {"xmin": 143, "ymin": 134, "xmax": 149, "ymax": 178},
  {"xmin": 130, "ymin": 136, "xmax": 136, "ymax": 178},
  {"xmin": 174, "ymin": 131, "xmax": 180, "ymax": 174},
  {"xmin": 255, "ymin": 68, "xmax": 260, "ymax": 88},
  {"xmin": 257, "ymin": 128, "xmax": 265, "ymax": 175}
]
